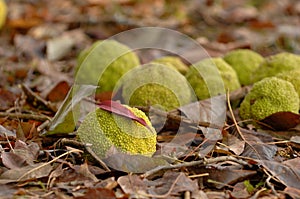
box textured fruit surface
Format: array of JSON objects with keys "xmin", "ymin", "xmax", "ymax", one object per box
[
  {"xmin": 239, "ymin": 77, "xmax": 299, "ymax": 121},
  {"xmin": 152, "ymin": 56, "xmax": 189, "ymax": 75},
  {"xmin": 121, "ymin": 63, "xmax": 194, "ymax": 111},
  {"xmin": 276, "ymin": 69, "xmax": 300, "ymax": 104},
  {"xmin": 75, "ymin": 40, "xmax": 140, "ymax": 93},
  {"xmin": 252, "ymin": 52, "xmax": 300, "ymax": 82},
  {"xmin": 77, "ymin": 106, "xmax": 157, "ymax": 158},
  {"xmin": 185, "ymin": 57, "xmax": 241, "ymax": 100},
  {"xmin": 223, "ymin": 49, "xmax": 264, "ymax": 85}
]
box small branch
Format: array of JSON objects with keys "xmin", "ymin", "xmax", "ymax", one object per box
[
  {"xmin": 20, "ymin": 84, "xmax": 57, "ymax": 112},
  {"xmin": 142, "ymin": 156, "xmax": 249, "ymax": 178},
  {"xmin": 85, "ymin": 146, "xmax": 111, "ymax": 172},
  {"xmin": 0, "ymin": 112, "xmax": 51, "ymax": 122},
  {"xmin": 59, "ymin": 138, "xmax": 111, "ymax": 172},
  {"xmin": 136, "ymin": 106, "xmax": 223, "ymax": 129},
  {"xmin": 17, "ymin": 148, "xmax": 83, "ymax": 182}
]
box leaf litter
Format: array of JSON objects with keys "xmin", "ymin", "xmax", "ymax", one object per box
[{"xmin": 0, "ymin": 0, "xmax": 300, "ymax": 198}]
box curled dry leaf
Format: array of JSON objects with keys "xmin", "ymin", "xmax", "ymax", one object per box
[
  {"xmin": 98, "ymin": 100, "xmax": 150, "ymax": 129},
  {"xmin": 261, "ymin": 111, "xmax": 300, "ymax": 131}
]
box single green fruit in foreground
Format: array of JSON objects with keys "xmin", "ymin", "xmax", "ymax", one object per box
[
  {"xmin": 120, "ymin": 63, "xmax": 194, "ymax": 111},
  {"xmin": 0, "ymin": 0, "xmax": 7, "ymax": 29},
  {"xmin": 223, "ymin": 49, "xmax": 264, "ymax": 85},
  {"xmin": 252, "ymin": 52, "xmax": 300, "ymax": 82},
  {"xmin": 185, "ymin": 57, "xmax": 241, "ymax": 100},
  {"xmin": 276, "ymin": 69, "xmax": 300, "ymax": 104},
  {"xmin": 77, "ymin": 106, "xmax": 157, "ymax": 158},
  {"xmin": 75, "ymin": 40, "xmax": 140, "ymax": 93},
  {"xmin": 152, "ymin": 56, "xmax": 189, "ymax": 75},
  {"xmin": 239, "ymin": 77, "xmax": 299, "ymax": 121}
]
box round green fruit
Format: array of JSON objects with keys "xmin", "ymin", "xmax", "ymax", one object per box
[
  {"xmin": 152, "ymin": 56, "xmax": 189, "ymax": 75},
  {"xmin": 239, "ymin": 77, "xmax": 299, "ymax": 121},
  {"xmin": 120, "ymin": 63, "xmax": 194, "ymax": 111},
  {"xmin": 75, "ymin": 40, "xmax": 140, "ymax": 93},
  {"xmin": 252, "ymin": 52, "xmax": 300, "ymax": 82},
  {"xmin": 223, "ymin": 49, "xmax": 264, "ymax": 85},
  {"xmin": 185, "ymin": 57, "xmax": 241, "ymax": 100},
  {"xmin": 77, "ymin": 105, "xmax": 157, "ymax": 158}
]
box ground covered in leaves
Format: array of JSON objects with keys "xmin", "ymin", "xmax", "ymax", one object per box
[{"xmin": 0, "ymin": 0, "xmax": 300, "ymax": 198}]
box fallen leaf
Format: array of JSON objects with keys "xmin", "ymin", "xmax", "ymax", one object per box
[
  {"xmin": 222, "ymin": 133, "xmax": 245, "ymax": 156},
  {"xmin": 0, "ymin": 125, "xmax": 16, "ymax": 138},
  {"xmin": 117, "ymin": 175, "xmax": 147, "ymax": 196},
  {"xmin": 103, "ymin": 153, "xmax": 168, "ymax": 173},
  {"xmin": 260, "ymin": 158, "xmax": 300, "ymax": 189},
  {"xmin": 14, "ymin": 34, "xmax": 45, "ymax": 59},
  {"xmin": 74, "ymin": 162, "xmax": 98, "ymax": 183},
  {"xmin": 290, "ymin": 136, "xmax": 300, "ymax": 144},
  {"xmin": 0, "ymin": 185, "xmax": 19, "ymax": 197},
  {"xmin": 208, "ymin": 169, "xmax": 257, "ymax": 189},
  {"xmin": 47, "ymin": 33, "xmax": 75, "ymax": 61},
  {"xmin": 45, "ymin": 80, "xmax": 70, "ymax": 102},
  {"xmin": 98, "ymin": 100, "xmax": 150, "ymax": 129},
  {"xmin": 75, "ymin": 188, "xmax": 116, "ymax": 199},
  {"xmin": 1, "ymin": 140, "xmax": 40, "ymax": 169},
  {"xmin": 0, "ymin": 89, "xmax": 17, "ymax": 111},
  {"xmin": 44, "ymin": 84, "xmax": 96, "ymax": 135},
  {"xmin": 231, "ymin": 182, "xmax": 251, "ymax": 198},
  {"xmin": 284, "ymin": 186, "xmax": 300, "ymax": 199},
  {"xmin": 241, "ymin": 132, "xmax": 277, "ymax": 160},
  {"xmin": 179, "ymin": 95, "xmax": 226, "ymax": 128},
  {"xmin": 0, "ymin": 163, "xmax": 52, "ymax": 183},
  {"xmin": 261, "ymin": 112, "xmax": 300, "ymax": 131},
  {"xmin": 147, "ymin": 171, "xmax": 199, "ymax": 196}
]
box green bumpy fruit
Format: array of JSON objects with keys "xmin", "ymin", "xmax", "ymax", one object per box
[
  {"xmin": 0, "ymin": 0, "xmax": 6, "ymax": 29},
  {"xmin": 152, "ymin": 56, "xmax": 189, "ymax": 75},
  {"xmin": 185, "ymin": 57, "xmax": 241, "ymax": 100},
  {"xmin": 252, "ymin": 52, "xmax": 300, "ymax": 82},
  {"xmin": 75, "ymin": 40, "xmax": 140, "ymax": 93},
  {"xmin": 239, "ymin": 77, "xmax": 299, "ymax": 121},
  {"xmin": 276, "ymin": 69, "xmax": 300, "ymax": 104},
  {"xmin": 223, "ymin": 49, "xmax": 264, "ymax": 85},
  {"xmin": 77, "ymin": 106, "xmax": 157, "ymax": 158},
  {"xmin": 120, "ymin": 63, "xmax": 194, "ymax": 111}
]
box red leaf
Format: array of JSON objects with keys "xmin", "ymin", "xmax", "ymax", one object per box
[
  {"xmin": 98, "ymin": 100, "xmax": 150, "ymax": 129},
  {"xmin": 261, "ymin": 112, "xmax": 300, "ymax": 131}
]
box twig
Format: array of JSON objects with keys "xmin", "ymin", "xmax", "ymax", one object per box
[
  {"xmin": 251, "ymin": 187, "xmax": 267, "ymax": 199},
  {"xmin": 142, "ymin": 156, "xmax": 249, "ymax": 178},
  {"xmin": 266, "ymin": 175, "xmax": 278, "ymax": 196},
  {"xmin": 188, "ymin": 173, "xmax": 209, "ymax": 178},
  {"xmin": 17, "ymin": 148, "xmax": 83, "ymax": 182},
  {"xmin": 59, "ymin": 138, "xmax": 111, "ymax": 172},
  {"xmin": 136, "ymin": 106, "xmax": 223, "ymax": 129},
  {"xmin": 184, "ymin": 191, "xmax": 191, "ymax": 199},
  {"xmin": 20, "ymin": 84, "xmax": 57, "ymax": 112},
  {"xmin": 0, "ymin": 112, "xmax": 51, "ymax": 122},
  {"xmin": 37, "ymin": 120, "xmax": 51, "ymax": 132},
  {"xmin": 85, "ymin": 146, "xmax": 111, "ymax": 172},
  {"xmin": 226, "ymin": 91, "xmax": 263, "ymax": 160}
]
